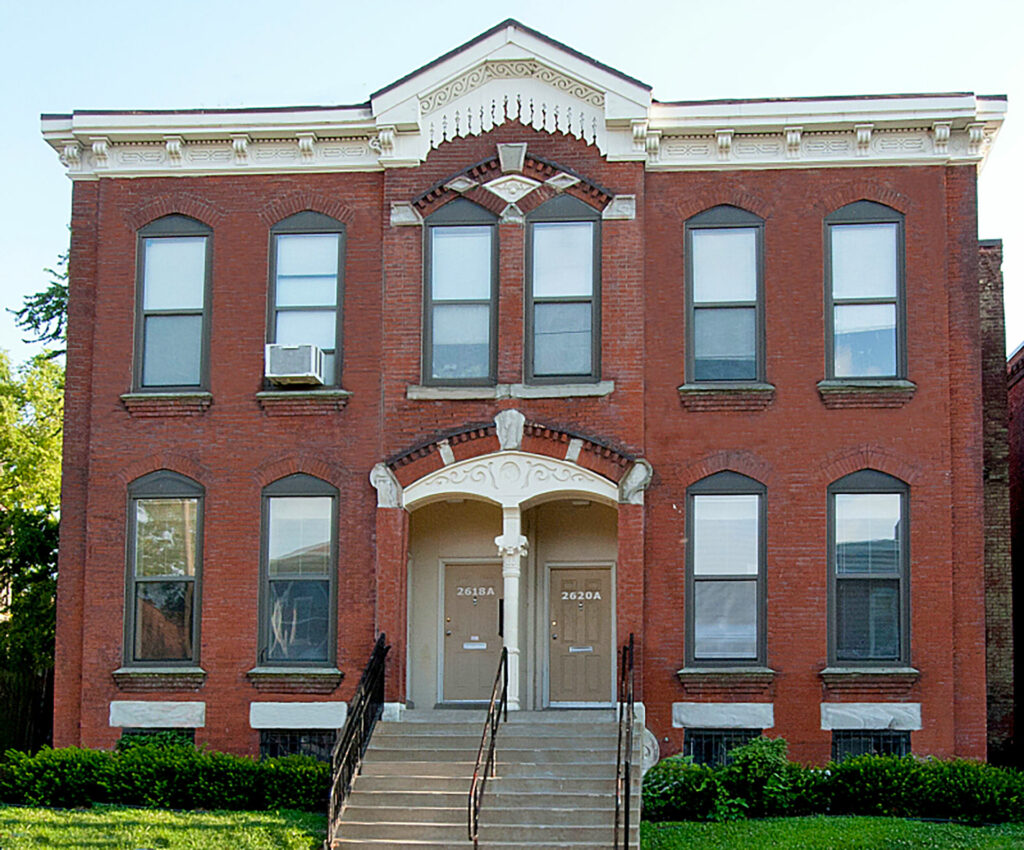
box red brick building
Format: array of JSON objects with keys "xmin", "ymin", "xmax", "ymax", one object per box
[{"xmin": 43, "ymin": 21, "xmax": 1011, "ymax": 765}]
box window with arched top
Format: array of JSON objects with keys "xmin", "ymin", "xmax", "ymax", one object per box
[
  {"xmin": 422, "ymin": 199, "xmax": 499, "ymax": 385},
  {"xmin": 259, "ymin": 473, "xmax": 338, "ymax": 665},
  {"xmin": 135, "ymin": 215, "xmax": 212, "ymax": 390},
  {"xmin": 125, "ymin": 470, "xmax": 204, "ymax": 665},
  {"xmin": 686, "ymin": 471, "xmax": 767, "ymax": 667},
  {"xmin": 828, "ymin": 469, "xmax": 910, "ymax": 664},
  {"xmin": 268, "ymin": 211, "xmax": 347, "ymax": 386},
  {"xmin": 825, "ymin": 201, "xmax": 906, "ymax": 379},
  {"xmin": 685, "ymin": 205, "xmax": 765, "ymax": 383},
  {"xmin": 526, "ymin": 195, "xmax": 601, "ymax": 383}
]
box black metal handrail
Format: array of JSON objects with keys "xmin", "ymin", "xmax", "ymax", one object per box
[
  {"xmin": 614, "ymin": 633, "xmax": 635, "ymax": 850},
  {"xmin": 326, "ymin": 633, "xmax": 389, "ymax": 844},
  {"xmin": 468, "ymin": 647, "xmax": 509, "ymax": 849}
]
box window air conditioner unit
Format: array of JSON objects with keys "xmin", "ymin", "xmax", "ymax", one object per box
[{"xmin": 265, "ymin": 344, "xmax": 325, "ymax": 386}]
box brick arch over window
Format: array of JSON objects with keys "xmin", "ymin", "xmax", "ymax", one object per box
[
  {"xmin": 256, "ymin": 192, "xmax": 356, "ymax": 227},
  {"xmin": 253, "ymin": 453, "xmax": 344, "ymax": 489},
  {"xmin": 116, "ymin": 453, "xmax": 209, "ymax": 486},
  {"xmin": 386, "ymin": 416, "xmax": 637, "ymax": 489},
  {"xmin": 815, "ymin": 184, "xmax": 912, "ymax": 217},
  {"xmin": 816, "ymin": 447, "xmax": 923, "ymax": 487},
  {"xmin": 411, "ymin": 151, "xmax": 613, "ymax": 220},
  {"xmin": 680, "ymin": 450, "xmax": 776, "ymax": 491},
  {"xmin": 121, "ymin": 192, "xmax": 226, "ymax": 233},
  {"xmin": 675, "ymin": 191, "xmax": 774, "ymax": 222}
]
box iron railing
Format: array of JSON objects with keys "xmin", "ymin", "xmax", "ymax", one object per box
[
  {"xmin": 326, "ymin": 633, "xmax": 389, "ymax": 844},
  {"xmin": 614, "ymin": 633, "xmax": 635, "ymax": 850},
  {"xmin": 468, "ymin": 647, "xmax": 509, "ymax": 848}
]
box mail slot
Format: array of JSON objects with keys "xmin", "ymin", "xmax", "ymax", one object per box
[
  {"xmin": 568, "ymin": 645, "xmax": 594, "ymax": 653},
  {"xmin": 463, "ymin": 641, "xmax": 487, "ymax": 650}
]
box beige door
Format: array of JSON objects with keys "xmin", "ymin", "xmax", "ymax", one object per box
[
  {"xmin": 442, "ymin": 562, "xmax": 503, "ymax": 702},
  {"xmin": 548, "ymin": 567, "xmax": 613, "ymax": 703}
]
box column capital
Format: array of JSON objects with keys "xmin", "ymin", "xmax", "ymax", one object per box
[{"xmin": 495, "ymin": 534, "xmax": 529, "ymax": 559}]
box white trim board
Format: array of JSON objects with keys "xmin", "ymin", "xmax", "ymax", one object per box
[
  {"xmin": 249, "ymin": 702, "xmax": 347, "ymax": 729},
  {"xmin": 109, "ymin": 700, "xmax": 205, "ymax": 728}
]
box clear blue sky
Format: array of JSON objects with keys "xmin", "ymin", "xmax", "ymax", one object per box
[{"xmin": 1, "ymin": 0, "xmax": 1020, "ymax": 366}]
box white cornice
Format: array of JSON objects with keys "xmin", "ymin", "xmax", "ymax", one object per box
[{"xmin": 40, "ymin": 24, "xmax": 1006, "ymax": 180}]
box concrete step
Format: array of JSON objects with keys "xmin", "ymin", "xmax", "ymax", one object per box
[
  {"xmin": 351, "ymin": 789, "xmax": 618, "ymax": 808},
  {"xmin": 338, "ymin": 820, "xmax": 630, "ymax": 842},
  {"xmin": 351, "ymin": 774, "xmax": 636, "ymax": 794},
  {"xmin": 371, "ymin": 729, "xmax": 620, "ymax": 745},
  {"xmin": 359, "ymin": 760, "xmax": 618, "ymax": 777},
  {"xmin": 364, "ymin": 746, "xmax": 618, "ymax": 764},
  {"xmin": 342, "ymin": 804, "xmax": 618, "ymax": 826}
]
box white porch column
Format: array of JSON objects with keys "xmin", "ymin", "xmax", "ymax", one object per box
[{"xmin": 495, "ymin": 506, "xmax": 527, "ymax": 711}]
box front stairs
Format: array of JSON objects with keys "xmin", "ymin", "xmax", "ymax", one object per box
[{"xmin": 330, "ymin": 709, "xmax": 642, "ymax": 849}]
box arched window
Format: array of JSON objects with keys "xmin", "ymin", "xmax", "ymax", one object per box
[
  {"xmin": 686, "ymin": 471, "xmax": 767, "ymax": 666},
  {"xmin": 828, "ymin": 469, "xmax": 909, "ymax": 663},
  {"xmin": 268, "ymin": 211, "xmax": 346, "ymax": 386},
  {"xmin": 685, "ymin": 205, "xmax": 765, "ymax": 383},
  {"xmin": 825, "ymin": 201, "xmax": 906, "ymax": 379},
  {"xmin": 259, "ymin": 474, "xmax": 338, "ymax": 665},
  {"xmin": 125, "ymin": 470, "xmax": 203, "ymax": 665},
  {"xmin": 135, "ymin": 215, "xmax": 211, "ymax": 389},
  {"xmin": 423, "ymin": 199, "xmax": 498, "ymax": 385},
  {"xmin": 526, "ymin": 195, "xmax": 601, "ymax": 382}
]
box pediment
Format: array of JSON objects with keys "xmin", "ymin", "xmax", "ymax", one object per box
[{"xmin": 370, "ymin": 20, "xmax": 651, "ymax": 160}]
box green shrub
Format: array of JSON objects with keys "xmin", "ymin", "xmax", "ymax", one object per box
[
  {"xmin": 0, "ymin": 737, "xmax": 330, "ymax": 812},
  {"xmin": 913, "ymin": 758, "xmax": 1024, "ymax": 825},
  {"xmin": 827, "ymin": 755, "xmax": 919, "ymax": 817},
  {"xmin": 0, "ymin": 746, "xmax": 115, "ymax": 808},
  {"xmin": 642, "ymin": 756, "xmax": 742, "ymax": 822},
  {"xmin": 720, "ymin": 736, "xmax": 790, "ymax": 817}
]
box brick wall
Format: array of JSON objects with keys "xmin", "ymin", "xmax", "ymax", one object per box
[
  {"xmin": 55, "ymin": 126, "xmax": 993, "ymax": 763},
  {"xmin": 979, "ymin": 239, "xmax": 1014, "ymax": 764}
]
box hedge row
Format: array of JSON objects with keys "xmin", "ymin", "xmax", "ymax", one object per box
[
  {"xmin": 0, "ymin": 733, "xmax": 330, "ymax": 812},
  {"xmin": 643, "ymin": 737, "xmax": 1024, "ymax": 825}
]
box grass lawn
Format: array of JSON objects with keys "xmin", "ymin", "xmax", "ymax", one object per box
[
  {"xmin": 0, "ymin": 805, "xmax": 327, "ymax": 849},
  {"xmin": 641, "ymin": 817, "xmax": 1024, "ymax": 849}
]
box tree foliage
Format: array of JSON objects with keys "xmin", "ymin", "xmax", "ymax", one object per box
[
  {"xmin": 0, "ymin": 351, "xmax": 64, "ymax": 511},
  {"xmin": 0, "ymin": 509, "xmax": 58, "ymax": 674},
  {"xmin": 9, "ymin": 250, "xmax": 69, "ymax": 358}
]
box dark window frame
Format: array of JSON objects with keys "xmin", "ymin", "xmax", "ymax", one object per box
[
  {"xmin": 258, "ymin": 473, "xmax": 339, "ymax": 668},
  {"xmin": 685, "ymin": 205, "xmax": 766, "ymax": 383},
  {"xmin": 124, "ymin": 469, "xmax": 204, "ymax": 668},
  {"xmin": 685, "ymin": 471, "xmax": 768, "ymax": 668},
  {"xmin": 525, "ymin": 194, "xmax": 602, "ymax": 384},
  {"xmin": 684, "ymin": 728, "xmax": 762, "ymax": 766},
  {"xmin": 827, "ymin": 469, "xmax": 910, "ymax": 666},
  {"xmin": 422, "ymin": 199, "xmax": 499, "ymax": 387},
  {"xmin": 824, "ymin": 200, "xmax": 907, "ymax": 380},
  {"xmin": 267, "ymin": 211, "xmax": 347, "ymax": 388},
  {"xmin": 134, "ymin": 214, "xmax": 213, "ymax": 391},
  {"xmin": 831, "ymin": 730, "xmax": 911, "ymax": 761}
]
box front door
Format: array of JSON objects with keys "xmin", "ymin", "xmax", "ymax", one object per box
[
  {"xmin": 442, "ymin": 562, "xmax": 503, "ymax": 702},
  {"xmin": 548, "ymin": 566, "xmax": 613, "ymax": 704}
]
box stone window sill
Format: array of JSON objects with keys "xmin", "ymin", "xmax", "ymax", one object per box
[
  {"xmin": 112, "ymin": 666, "xmax": 206, "ymax": 692},
  {"xmin": 407, "ymin": 381, "xmax": 614, "ymax": 401},
  {"xmin": 256, "ymin": 389, "xmax": 352, "ymax": 415},
  {"xmin": 121, "ymin": 392, "xmax": 212, "ymax": 418},
  {"xmin": 246, "ymin": 666, "xmax": 344, "ymax": 694},
  {"xmin": 677, "ymin": 382, "xmax": 775, "ymax": 411},
  {"xmin": 816, "ymin": 379, "xmax": 917, "ymax": 409},
  {"xmin": 819, "ymin": 665, "xmax": 920, "ymax": 694},
  {"xmin": 677, "ymin": 666, "xmax": 776, "ymax": 684}
]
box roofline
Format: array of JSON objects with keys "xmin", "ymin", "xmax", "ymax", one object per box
[
  {"xmin": 655, "ymin": 92, "xmax": 978, "ymax": 106},
  {"xmin": 42, "ymin": 103, "xmax": 370, "ymax": 120},
  {"xmin": 371, "ymin": 18, "xmax": 651, "ymax": 100}
]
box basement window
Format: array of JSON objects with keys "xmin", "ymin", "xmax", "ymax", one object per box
[
  {"xmin": 259, "ymin": 729, "xmax": 335, "ymax": 762},
  {"xmin": 831, "ymin": 730, "xmax": 910, "ymax": 761},
  {"xmin": 683, "ymin": 728, "xmax": 760, "ymax": 767}
]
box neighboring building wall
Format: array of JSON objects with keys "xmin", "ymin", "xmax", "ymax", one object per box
[
  {"xmin": 979, "ymin": 239, "xmax": 1014, "ymax": 764},
  {"xmin": 1007, "ymin": 336, "xmax": 1024, "ymax": 768}
]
